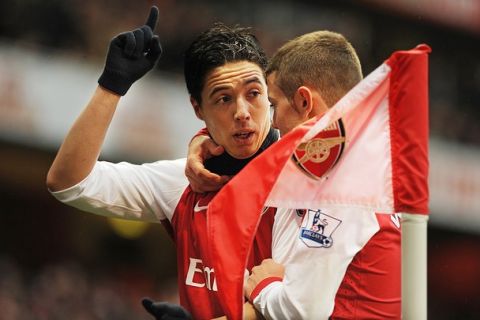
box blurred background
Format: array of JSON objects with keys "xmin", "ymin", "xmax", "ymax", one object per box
[{"xmin": 1, "ymin": 0, "xmax": 479, "ymax": 319}]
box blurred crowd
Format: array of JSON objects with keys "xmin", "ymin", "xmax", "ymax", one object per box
[
  {"xmin": 1, "ymin": 0, "xmax": 479, "ymax": 146},
  {"xmin": 0, "ymin": 256, "xmax": 178, "ymax": 320}
]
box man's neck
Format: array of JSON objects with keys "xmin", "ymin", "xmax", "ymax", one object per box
[{"xmin": 204, "ymin": 128, "xmax": 279, "ymax": 176}]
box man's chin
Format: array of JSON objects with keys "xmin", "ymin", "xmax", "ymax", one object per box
[{"xmin": 226, "ymin": 146, "xmax": 258, "ymax": 160}]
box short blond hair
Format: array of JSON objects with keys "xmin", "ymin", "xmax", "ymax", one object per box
[{"xmin": 267, "ymin": 31, "xmax": 362, "ymax": 108}]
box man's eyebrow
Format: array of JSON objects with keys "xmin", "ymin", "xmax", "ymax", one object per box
[
  {"xmin": 209, "ymin": 85, "xmax": 231, "ymax": 99},
  {"xmin": 244, "ymin": 76, "xmax": 263, "ymax": 86}
]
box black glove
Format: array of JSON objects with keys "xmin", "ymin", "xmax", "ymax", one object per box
[
  {"xmin": 98, "ymin": 6, "xmax": 163, "ymax": 96},
  {"xmin": 142, "ymin": 298, "xmax": 193, "ymax": 320}
]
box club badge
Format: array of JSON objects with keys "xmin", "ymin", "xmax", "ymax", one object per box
[
  {"xmin": 299, "ymin": 209, "xmax": 342, "ymax": 248},
  {"xmin": 292, "ymin": 118, "xmax": 345, "ymax": 179}
]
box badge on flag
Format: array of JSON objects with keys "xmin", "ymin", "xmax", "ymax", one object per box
[{"xmin": 292, "ymin": 119, "xmax": 345, "ymax": 179}]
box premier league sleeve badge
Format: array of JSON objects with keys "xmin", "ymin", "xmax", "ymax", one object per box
[{"xmin": 299, "ymin": 209, "xmax": 342, "ymax": 248}]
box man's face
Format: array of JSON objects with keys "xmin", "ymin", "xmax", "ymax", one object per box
[
  {"xmin": 193, "ymin": 61, "xmax": 270, "ymax": 159},
  {"xmin": 267, "ymin": 72, "xmax": 305, "ymax": 136}
]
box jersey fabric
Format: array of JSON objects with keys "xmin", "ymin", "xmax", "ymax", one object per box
[
  {"xmin": 253, "ymin": 206, "xmax": 401, "ymax": 319},
  {"xmin": 51, "ymin": 158, "xmax": 400, "ymax": 319},
  {"xmin": 50, "ymin": 159, "xmax": 274, "ymax": 319},
  {"xmin": 171, "ymin": 188, "xmax": 274, "ymax": 318}
]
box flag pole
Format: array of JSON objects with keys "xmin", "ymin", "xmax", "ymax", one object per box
[{"xmin": 402, "ymin": 213, "xmax": 429, "ymax": 320}]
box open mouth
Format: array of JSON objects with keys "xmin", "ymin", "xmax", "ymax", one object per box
[{"xmin": 233, "ymin": 131, "xmax": 255, "ymax": 143}]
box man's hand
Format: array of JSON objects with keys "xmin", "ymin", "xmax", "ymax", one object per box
[
  {"xmin": 245, "ymin": 259, "xmax": 285, "ymax": 302},
  {"xmin": 98, "ymin": 6, "xmax": 163, "ymax": 96},
  {"xmin": 142, "ymin": 298, "xmax": 192, "ymax": 320},
  {"xmin": 186, "ymin": 135, "xmax": 230, "ymax": 193}
]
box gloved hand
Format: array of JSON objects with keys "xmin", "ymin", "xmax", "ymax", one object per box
[
  {"xmin": 142, "ymin": 298, "xmax": 193, "ymax": 320},
  {"xmin": 98, "ymin": 6, "xmax": 163, "ymax": 96}
]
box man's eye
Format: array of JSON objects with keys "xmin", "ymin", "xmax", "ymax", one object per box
[
  {"xmin": 216, "ymin": 96, "xmax": 231, "ymax": 104},
  {"xmin": 249, "ymin": 90, "xmax": 261, "ymax": 98}
]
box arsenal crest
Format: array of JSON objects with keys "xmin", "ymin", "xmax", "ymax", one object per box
[{"xmin": 292, "ymin": 118, "xmax": 345, "ymax": 179}]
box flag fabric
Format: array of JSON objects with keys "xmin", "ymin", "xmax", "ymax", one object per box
[{"xmin": 206, "ymin": 44, "xmax": 430, "ymax": 319}]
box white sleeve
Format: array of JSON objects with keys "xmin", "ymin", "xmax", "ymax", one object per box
[
  {"xmin": 253, "ymin": 207, "xmax": 379, "ymax": 319},
  {"xmin": 49, "ymin": 158, "xmax": 188, "ymax": 223}
]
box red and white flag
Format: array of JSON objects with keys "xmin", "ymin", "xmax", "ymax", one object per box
[{"xmin": 207, "ymin": 44, "xmax": 430, "ymax": 319}]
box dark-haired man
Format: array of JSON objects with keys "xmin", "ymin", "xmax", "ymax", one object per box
[{"xmin": 46, "ymin": 6, "xmax": 277, "ymax": 320}]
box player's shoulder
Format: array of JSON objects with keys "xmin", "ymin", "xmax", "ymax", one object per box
[
  {"xmin": 145, "ymin": 158, "xmax": 187, "ymax": 169},
  {"xmin": 139, "ymin": 158, "xmax": 187, "ymax": 177}
]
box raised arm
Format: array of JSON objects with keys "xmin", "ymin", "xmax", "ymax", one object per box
[
  {"xmin": 46, "ymin": 6, "xmax": 162, "ymax": 191},
  {"xmin": 46, "ymin": 87, "xmax": 118, "ymax": 191}
]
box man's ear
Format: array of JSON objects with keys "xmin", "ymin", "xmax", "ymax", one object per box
[
  {"xmin": 293, "ymin": 86, "xmax": 313, "ymax": 117},
  {"xmin": 191, "ymin": 96, "xmax": 204, "ymax": 120}
]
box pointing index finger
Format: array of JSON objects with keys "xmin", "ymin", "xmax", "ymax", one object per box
[{"xmin": 145, "ymin": 6, "xmax": 159, "ymax": 31}]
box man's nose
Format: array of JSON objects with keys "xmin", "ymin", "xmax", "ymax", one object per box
[{"xmin": 234, "ymin": 98, "xmax": 251, "ymax": 121}]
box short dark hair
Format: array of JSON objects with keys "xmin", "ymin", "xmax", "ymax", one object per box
[{"xmin": 184, "ymin": 23, "xmax": 268, "ymax": 104}]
